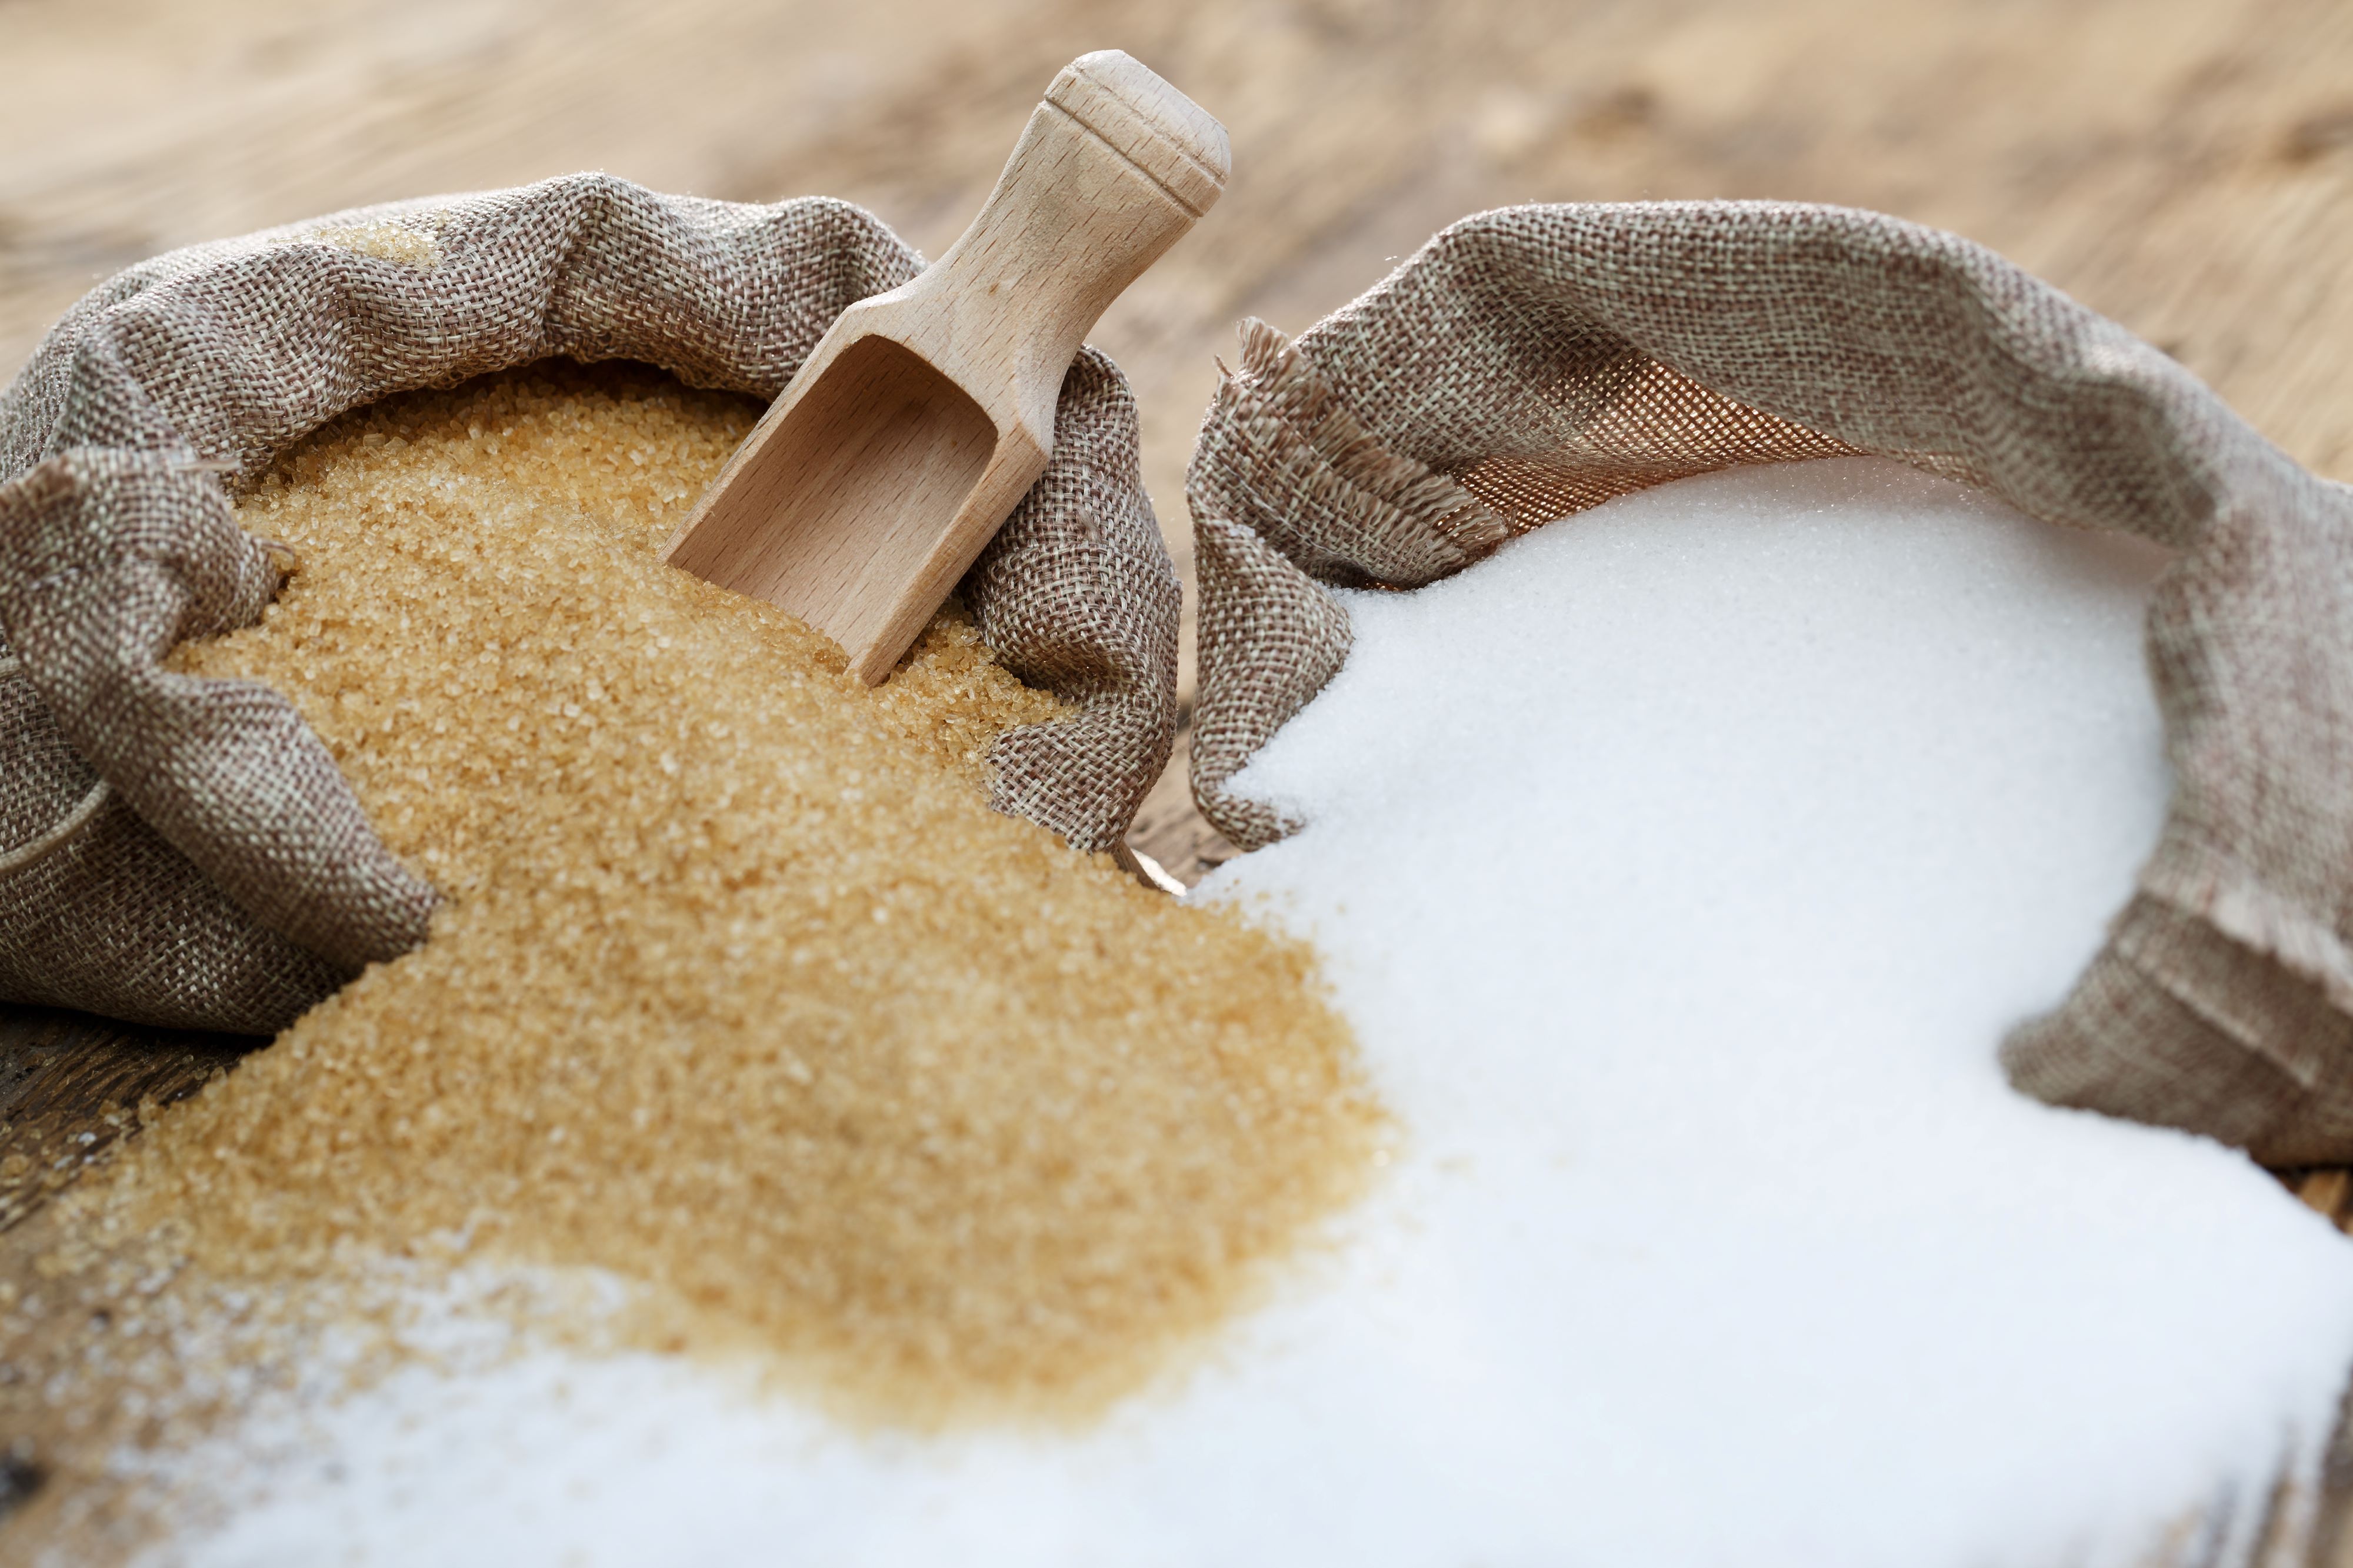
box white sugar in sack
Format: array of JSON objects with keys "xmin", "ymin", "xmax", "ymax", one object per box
[
  {"xmin": 1199, "ymin": 456, "xmax": 2353, "ymax": 1564},
  {"xmin": 146, "ymin": 458, "xmax": 2353, "ymax": 1568}
]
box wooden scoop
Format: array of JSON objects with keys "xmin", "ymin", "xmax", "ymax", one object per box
[{"xmin": 660, "ymin": 51, "xmax": 1229, "ymax": 683}]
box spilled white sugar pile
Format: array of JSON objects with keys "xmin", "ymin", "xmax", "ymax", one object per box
[{"xmin": 142, "ymin": 458, "xmax": 2353, "ymax": 1568}]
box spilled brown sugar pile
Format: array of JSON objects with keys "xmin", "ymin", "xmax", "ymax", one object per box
[{"xmin": 23, "ymin": 361, "xmax": 1382, "ymax": 1439}]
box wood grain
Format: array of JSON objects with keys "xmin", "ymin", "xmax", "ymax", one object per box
[
  {"xmin": 4, "ymin": 0, "xmax": 2353, "ymax": 1553},
  {"xmin": 0, "ymin": 1009, "xmax": 252, "ymax": 1236}
]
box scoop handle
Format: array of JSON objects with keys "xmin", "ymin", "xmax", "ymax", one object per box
[{"xmin": 886, "ymin": 51, "xmax": 1231, "ymax": 443}]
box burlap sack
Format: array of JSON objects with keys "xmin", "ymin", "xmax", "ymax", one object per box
[
  {"xmin": 1187, "ymin": 201, "xmax": 2353, "ymax": 1166},
  {"xmin": 0, "ymin": 173, "xmax": 1178, "ymax": 1036}
]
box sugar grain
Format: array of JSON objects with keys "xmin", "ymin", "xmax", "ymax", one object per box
[
  {"xmin": 4, "ymin": 361, "xmax": 1381, "ymax": 1542},
  {"xmin": 109, "ymin": 456, "xmax": 2353, "ymax": 1568}
]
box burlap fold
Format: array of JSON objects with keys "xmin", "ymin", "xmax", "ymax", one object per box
[
  {"xmin": 1, "ymin": 173, "xmax": 1177, "ymax": 1035},
  {"xmin": 1187, "ymin": 201, "xmax": 2353, "ymax": 1165}
]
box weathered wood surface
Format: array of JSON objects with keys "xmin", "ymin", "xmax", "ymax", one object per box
[
  {"xmin": 0, "ymin": 1011, "xmax": 254, "ymax": 1238},
  {"xmin": 5, "ymin": 0, "xmax": 2353, "ymax": 1553}
]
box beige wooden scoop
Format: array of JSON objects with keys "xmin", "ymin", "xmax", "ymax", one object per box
[{"xmin": 661, "ymin": 51, "xmax": 1229, "ymax": 683}]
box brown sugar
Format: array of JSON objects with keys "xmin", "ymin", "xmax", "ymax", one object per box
[{"xmin": 56, "ymin": 359, "xmax": 1382, "ymax": 1429}]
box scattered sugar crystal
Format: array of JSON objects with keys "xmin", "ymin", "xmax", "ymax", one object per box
[
  {"xmin": 288, "ymin": 221, "xmax": 441, "ymax": 271},
  {"xmin": 68, "ymin": 455, "xmax": 2353, "ymax": 1568}
]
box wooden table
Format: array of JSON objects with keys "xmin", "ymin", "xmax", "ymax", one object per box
[{"xmin": 6, "ymin": 0, "xmax": 2353, "ymax": 1554}]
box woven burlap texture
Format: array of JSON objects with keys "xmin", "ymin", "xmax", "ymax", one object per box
[
  {"xmin": 0, "ymin": 173, "xmax": 1178, "ymax": 1036},
  {"xmin": 1187, "ymin": 201, "xmax": 2353, "ymax": 1165}
]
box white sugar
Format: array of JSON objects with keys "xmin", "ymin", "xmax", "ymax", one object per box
[{"xmin": 139, "ymin": 458, "xmax": 2353, "ymax": 1568}]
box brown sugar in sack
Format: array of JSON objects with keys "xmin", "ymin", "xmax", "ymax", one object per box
[
  {"xmin": 0, "ymin": 175, "xmax": 1179, "ymax": 1035},
  {"xmin": 1186, "ymin": 201, "xmax": 2353, "ymax": 1165},
  {"xmin": 0, "ymin": 366, "xmax": 1382, "ymax": 1550}
]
